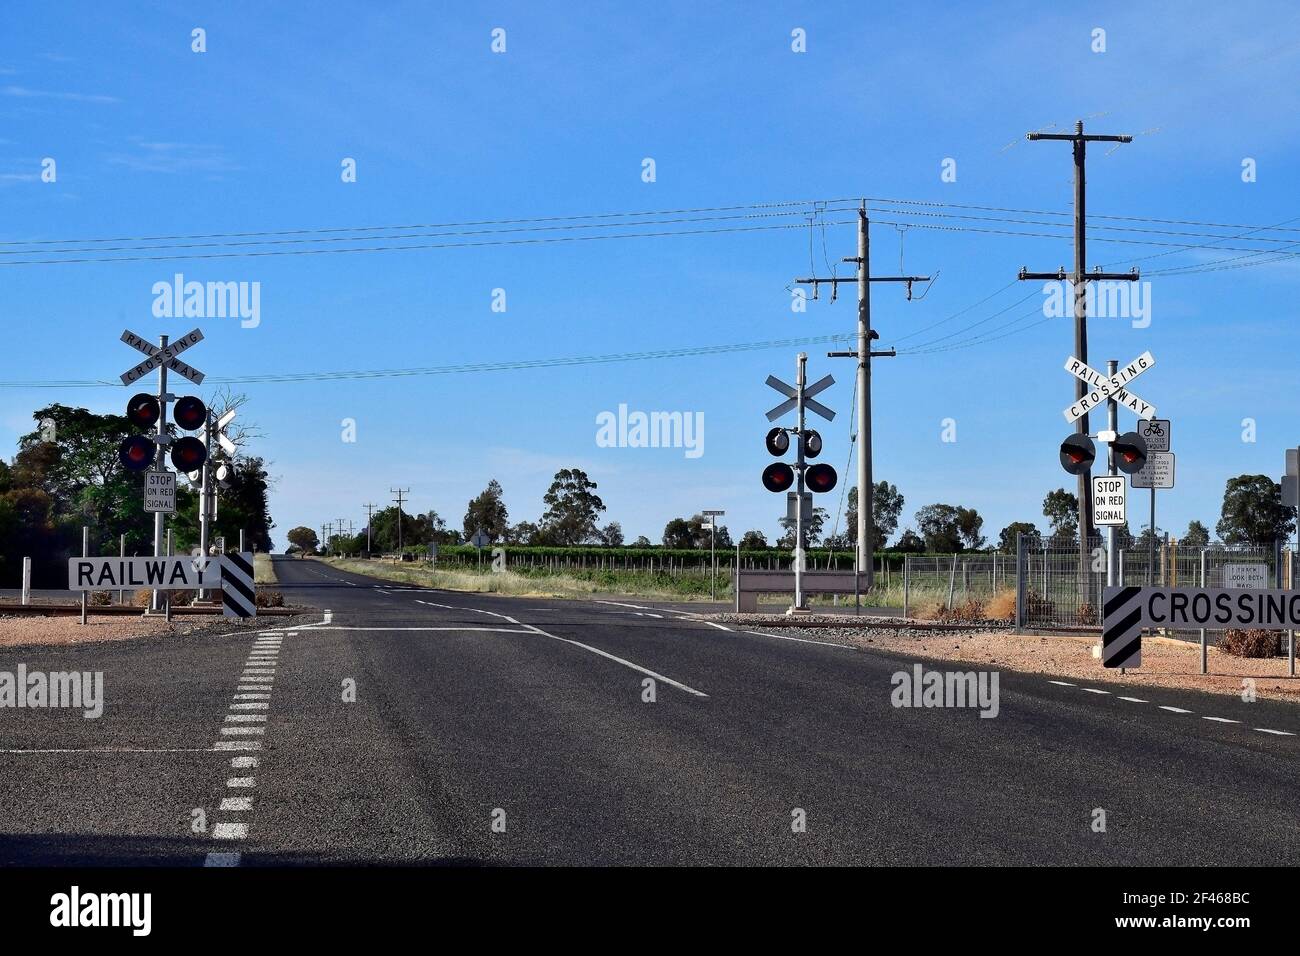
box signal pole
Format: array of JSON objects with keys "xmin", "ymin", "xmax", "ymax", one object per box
[
  {"xmin": 391, "ymin": 488, "xmax": 410, "ymax": 553},
  {"xmin": 796, "ymin": 202, "xmax": 928, "ymax": 589},
  {"xmin": 1018, "ymin": 120, "xmax": 1138, "ymax": 585},
  {"xmin": 149, "ymin": 334, "xmax": 170, "ymax": 614},
  {"xmin": 363, "ymin": 502, "xmax": 377, "ymax": 554}
]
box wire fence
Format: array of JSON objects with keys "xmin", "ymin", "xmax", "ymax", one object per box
[{"xmin": 1016, "ymin": 535, "xmax": 1286, "ymax": 629}]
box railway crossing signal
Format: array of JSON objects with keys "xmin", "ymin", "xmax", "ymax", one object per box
[
  {"xmin": 1059, "ymin": 434, "xmax": 1096, "ymax": 475},
  {"xmin": 1111, "ymin": 432, "xmax": 1148, "ymax": 474}
]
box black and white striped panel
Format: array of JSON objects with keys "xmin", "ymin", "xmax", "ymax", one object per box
[
  {"xmin": 1102, "ymin": 585, "xmax": 1142, "ymax": 668},
  {"xmin": 221, "ymin": 551, "xmax": 257, "ymax": 618}
]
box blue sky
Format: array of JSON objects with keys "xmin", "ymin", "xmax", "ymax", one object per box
[{"xmin": 3, "ymin": 1, "xmax": 1300, "ymax": 547}]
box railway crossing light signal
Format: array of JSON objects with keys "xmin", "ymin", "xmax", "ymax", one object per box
[
  {"xmin": 762, "ymin": 462, "xmax": 795, "ymax": 493},
  {"xmin": 173, "ymin": 395, "xmax": 207, "ymax": 431},
  {"xmin": 118, "ymin": 435, "xmax": 156, "ymax": 472},
  {"xmin": 801, "ymin": 429, "xmax": 823, "ymax": 459},
  {"xmin": 1113, "ymin": 431, "xmax": 1148, "ymax": 475},
  {"xmin": 1059, "ymin": 434, "xmax": 1096, "ymax": 475},
  {"xmin": 170, "ymin": 436, "xmax": 207, "ymax": 472},
  {"xmin": 126, "ymin": 393, "xmax": 160, "ymax": 430},
  {"xmin": 805, "ymin": 462, "xmax": 838, "ymax": 493},
  {"xmin": 765, "ymin": 427, "xmax": 790, "ymax": 456}
]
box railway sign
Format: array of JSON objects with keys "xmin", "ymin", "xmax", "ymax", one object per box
[
  {"xmin": 766, "ymin": 372, "xmax": 835, "ymax": 422},
  {"xmin": 69, "ymin": 555, "xmax": 221, "ymax": 591},
  {"xmin": 1092, "ymin": 474, "xmax": 1127, "ymax": 526},
  {"xmin": 1136, "ymin": 418, "xmax": 1170, "ymax": 453},
  {"xmin": 143, "ymin": 471, "xmax": 177, "ymax": 513},
  {"xmin": 1222, "ymin": 563, "xmax": 1269, "ymax": 589},
  {"xmin": 1062, "ymin": 351, "xmax": 1156, "ymax": 423},
  {"xmin": 119, "ymin": 327, "xmax": 206, "ymax": 386},
  {"xmin": 1129, "ymin": 451, "xmax": 1174, "ymax": 489}
]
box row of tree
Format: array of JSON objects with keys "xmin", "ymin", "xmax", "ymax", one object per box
[
  {"xmin": 291, "ymin": 471, "xmax": 1298, "ymax": 557},
  {"xmin": 0, "ymin": 403, "xmax": 275, "ymax": 585}
]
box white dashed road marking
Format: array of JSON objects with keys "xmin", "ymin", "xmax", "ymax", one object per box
[
  {"xmin": 1048, "ymin": 679, "xmax": 1296, "ymax": 740},
  {"xmin": 1159, "ymin": 706, "xmax": 1193, "ymax": 714}
]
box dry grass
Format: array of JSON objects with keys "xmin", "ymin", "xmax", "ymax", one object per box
[{"xmin": 985, "ymin": 589, "xmax": 1017, "ymax": 621}]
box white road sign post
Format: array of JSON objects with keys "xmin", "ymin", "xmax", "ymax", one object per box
[
  {"xmin": 1092, "ymin": 475, "xmax": 1127, "ymax": 526},
  {"xmin": 1130, "ymin": 419, "xmax": 1172, "ymax": 587},
  {"xmin": 143, "ymin": 471, "xmax": 177, "ymax": 514}
]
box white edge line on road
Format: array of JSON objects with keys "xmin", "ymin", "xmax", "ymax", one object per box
[
  {"xmin": 1256, "ymin": 728, "xmax": 1296, "ymax": 736},
  {"xmin": 1202, "ymin": 716, "xmax": 1240, "ymax": 724},
  {"xmin": 1047, "ymin": 680, "xmax": 1076, "ymax": 686},
  {"xmin": 595, "ymin": 600, "xmax": 660, "ymax": 611},
  {"xmin": 518, "ymin": 621, "xmax": 708, "ymax": 697},
  {"xmin": 705, "ymin": 621, "xmax": 730, "ymax": 631},
  {"xmin": 1081, "ymin": 688, "xmax": 1110, "ymax": 695},
  {"xmin": 304, "ymin": 626, "xmax": 535, "ymax": 633},
  {"xmin": 0, "ymin": 748, "xmax": 219, "ymax": 754},
  {"xmin": 1118, "ymin": 696, "xmax": 1149, "ymax": 703},
  {"xmin": 1159, "ymin": 706, "xmax": 1193, "ymax": 714}
]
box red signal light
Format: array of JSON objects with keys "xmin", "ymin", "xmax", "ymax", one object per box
[
  {"xmin": 126, "ymin": 393, "xmax": 161, "ymax": 430},
  {"xmin": 762, "ymin": 462, "xmax": 795, "ymax": 493},
  {"xmin": 173, "ymin": 396, "xmax": 207, "ymax": 431},
  {"xmin": 805, "ymin": 463, "xmax": 838, "ymax": 493},
  {"xmin": 170, "ymin": 436, "xmax": 207, "ymax": 472},
  {"xmin": 118, "ymin": 435, "xmax": 156, "ymax": 472}
]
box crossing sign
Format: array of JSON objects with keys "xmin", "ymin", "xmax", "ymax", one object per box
[
  {"xmin": 766, "ymin": 373, "xmax": 835, "ymax": 422},
  {"xmin": 120, "ymin": 328, "xmax": 206, "ymax": 386},
  {"xmin": 1092, "ymin": 474, "xmax": 1127, "ymax": 526},
  {"xmin": 1063, "ymin": 351, "xmax": 1156, "ymax": 423}
]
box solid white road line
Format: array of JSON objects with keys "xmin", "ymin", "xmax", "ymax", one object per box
[
  {"xmin": 595, "ymin": 600, "xmax": 660, "ymax": 611},
  {"xmin": 704, "ymin": 621, "xmax": 731, "ymax": 631},
  {"xmin": 304, "ymin": 626, "xmax": 536, "ymax": 633},
  {"xmin": 516, "ymin": 620, "xmax": 708, "ymax": 698}
]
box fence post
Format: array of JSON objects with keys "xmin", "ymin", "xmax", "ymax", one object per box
[
  {"xmin": 946, "ymin": 555, "xmax": 957, "ymax": 609},
  {"xmin": 1015, "ymin": 535, "xmax": 1025, "ymax": 633},
  {"xmin": 21, "ymin": 556, "xmax": 31, "ymax": 606},
  {"xmin": 903, "ymin": 555, "xmax": 910, "ymax": 619},
  {"xmin": 1199, "ymin": 548, "xmax": 1208, "ymax": 675},
  {"xmin": 119, "ymin": 533, "xmax": 126, "ymax": 605},
  {"xmin": 1289, "ymin": 545, "xmax": 1296, "ymax": 677}
]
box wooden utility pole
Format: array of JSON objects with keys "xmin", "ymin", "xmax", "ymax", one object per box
[
  {"xmin": 1018, "ymin": 120, "xmax": 1138, "ymax": 587},
  {"xmin": 391, "ymin": 487, "xmax": 410, "ymax": 553},
  {"xmin": 363, "ymin": 502, "xmax": 377, "ymax": 554},
  {"xmin": 795, "ymin": 201, "xmax": 928, "ymax": 589}
]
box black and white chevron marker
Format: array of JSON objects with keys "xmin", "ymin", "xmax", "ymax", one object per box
[
  {"xmin": 221, "ymin": 551, "xmax": 257, "ymax": 618},
  {"xmin": 1102, "ymin": 585, "xmax": 1142, "ymax": 668}
]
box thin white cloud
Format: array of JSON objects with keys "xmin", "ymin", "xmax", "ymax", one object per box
[
  {"xmin": 104, "ymin": 140, "xmax": 239, "ymax": 175},
  {"xmin": 2, "ymin": 85, "xmax": 118, "ymax": 104}
]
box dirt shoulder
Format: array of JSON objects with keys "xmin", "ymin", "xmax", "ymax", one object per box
[
  {"xmin": 0, "ymin": 609, "xmax": 317, "ymax": 649},
  {"xmin": 732, "ymin": 618, "xmax": 1300, "ymax": 705}
]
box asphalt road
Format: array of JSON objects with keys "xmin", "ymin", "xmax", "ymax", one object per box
[{"xmin": 2, "ymin": 554, "xmax": 1300, "ymax": 866}]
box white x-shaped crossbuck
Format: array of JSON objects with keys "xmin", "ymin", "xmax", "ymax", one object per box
[{"xmin": 1062, "ymin": 351, "xmax": 1156, "ymax": 424}]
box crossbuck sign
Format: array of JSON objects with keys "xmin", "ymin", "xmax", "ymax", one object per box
[{"xmin": 1062, "ymin": 351, "xmax": 1156, "ymax": 423}]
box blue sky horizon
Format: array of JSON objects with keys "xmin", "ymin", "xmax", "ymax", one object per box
[{"xmin": 3, "ymin": 1, "xmax": 1300, "ymax": 548}]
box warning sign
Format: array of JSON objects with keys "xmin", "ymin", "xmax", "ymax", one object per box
[{"xmin": 1092, "ymin": 475, "xmax": 1127, "ymax": 526}]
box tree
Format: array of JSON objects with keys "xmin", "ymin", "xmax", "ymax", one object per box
[
  {"xmin": 955, "ymin": 506, "xmax": 986, "ymax": 550},
  {"xmin": 739, "ymin": 529, "xmax": 769, "ymax": 550},
  {"xmin": 778, "ymin": 507, "xmax": 828, "ymax": 548},
  {"xmin": 915, "ymin": 504, "xmax": 963, "ymax": 553},
  {"xmin": 998, "ymin": 521, "xmax": 1040, "ymax": 553},
  {"xmin": 286, "ymin": 526, "xmax": 319, "ymax": 555},
  {"xmin": 1182, "ymin": 520, "xmax": 1210, "ymax": 548},
  {"xmin": 596, "ymin": 521, "xmax": 624, "ymax": 546},
  {"xmin": 1043, "ymin": 488, "xmax": 1079, "ymax": 541},
  {"xmin": 172, "ymin": 456, "xmax": 275, "ymax": 553},
  {"xmin": 846, "ymin": 481, "xmax": 904, "ymax": 547},
  {"xmin": 463, "ymin": 479, "xmax": 509, "ymax": 542},
  {"xmin": 891, "ymin": 528, "xmax": 925, "ymax": 553},
  {"xmin": 662, "ymin": 518, "xmax": 691, "ymax": 548},
  {"xmin": 540, "ymin": 468, "xmax": 605, "ymax": 545},
  {"xmin": 631, "ymin": 535, "xmax": 651, "ymax": 547},
  {"xmin": 1217, "ymin": 475, "xmax": 1296, "ymax": 545},
  {"xmin": 507, "ymin": 520, "xmax": 541, "ymax": 545}
]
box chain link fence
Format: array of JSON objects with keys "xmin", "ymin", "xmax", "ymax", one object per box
[{"xmin": 1015, "ymin": 534, "xmax": 1287, "ymax": 630}]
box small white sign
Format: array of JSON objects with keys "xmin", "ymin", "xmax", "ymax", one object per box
[
  {"xmin": 1129, "ymin": 451, "xmax": 1175, "ymax": 490},
  {"xmin": 1092, "ymin": 475, "xmax": 1127, "ymax": 526},
  {"xmin": 144, "ymin": 471, "xmax": 177, "ymax": 514},
  {"xmin": 1136, "ymin": 418, "xmax": 1170, "ymax": 453},
  {"xmin": 1222, "ymin": 563, "xmax": 1269, "ymax": 589},
  {"xmin": 69, "ymin": 555, "xmax": 220, "ymax": 590}
]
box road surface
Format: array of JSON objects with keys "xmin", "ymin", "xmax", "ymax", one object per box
[{"xmin": 2, "ymin": 555, "xmax": 1298, "ymax": 865}]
